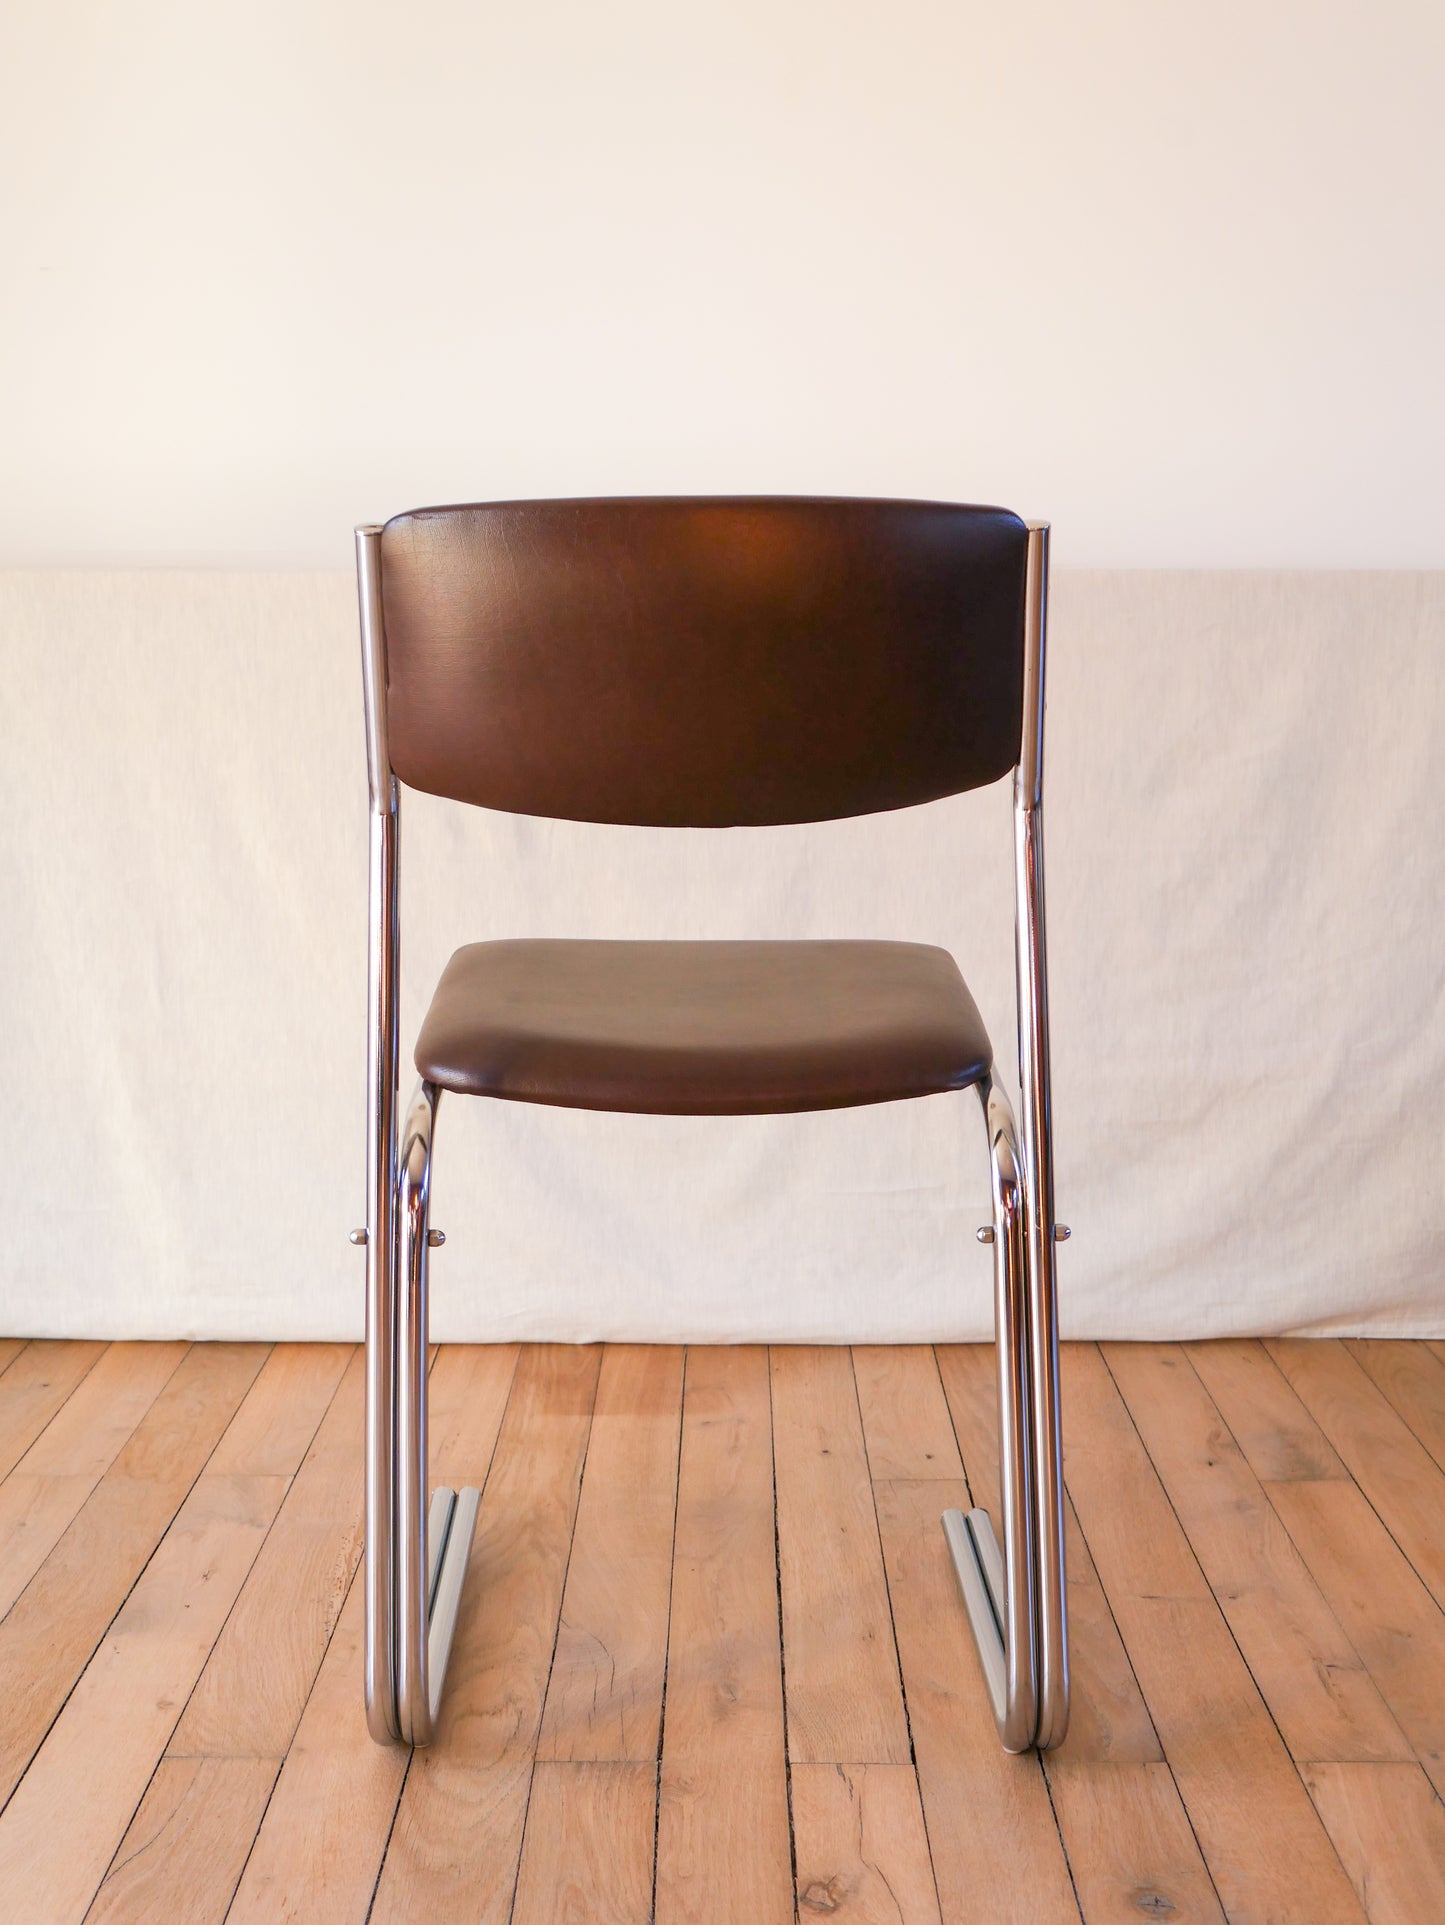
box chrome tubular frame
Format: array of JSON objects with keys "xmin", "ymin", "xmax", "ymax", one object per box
[
  {"xmin": 355, "ymin": 511, "xmax": 1063, "ymax": 1752},
  {"xmin": 942, "ymin": 519, "xmax": 1069, "ymax": 1752},
  {"xmin": 357, "ymin": 526, "xmax": 480, "ymax": 1748}
]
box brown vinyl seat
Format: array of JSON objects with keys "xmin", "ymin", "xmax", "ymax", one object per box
[{"xmin": 413, "ymin": 937, "xmax": 993, "ymax": 1116}]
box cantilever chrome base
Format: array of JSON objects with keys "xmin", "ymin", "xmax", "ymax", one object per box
[
  {"xmin": 941, "ymin": 1073, "xmax": 1069, "ymax": 1754},
  {"xmin": 363, "ymin": 1072, "xmax": 481, "ymax": 1747}
]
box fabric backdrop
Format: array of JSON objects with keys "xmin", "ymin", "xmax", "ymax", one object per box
[{"xmin": 3, "ymin": 568, "xmax": 1441, "ymax": 1341}]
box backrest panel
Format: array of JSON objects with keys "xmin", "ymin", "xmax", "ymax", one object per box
[{"xmin": 379, "ymin": 496, "xmax": 1027, "ymax": 826}]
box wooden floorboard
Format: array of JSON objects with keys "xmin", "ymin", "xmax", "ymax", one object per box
[
  {"xmin": 885, "ymin": 1345, "xmax": 1079, "ymax": 1921},
  {"xmin": 770, "ymin": 1344, "xmax": 911, "ymax": 1765},
  {"xmin": 231, "ymin": 1341, "xmax": 521, "ymax": 1922},
  {"xmin": 226, "ymin": 1566, "xmax": 410, "ymax": 1923},
  {"xmin": 1266, "ymin": 1339, "xmax": 1445, "ymax": 1611},
  {"xmin": 87, "ymin": 1755, "xmax": 280, "ymax": 1925},
  {"xmin": 936, "ymin": 1339, "xmax": 1223, "ymax": 1924},
  {"xmin": 0, "ymin": 1342, "xmax": 268, "ymax": 1809},
  {"xmin": 1304, "ymin": 1761, "xmax": 1445, "ymax": 1924},
  {"xmin": 1, "ymin": 1336, "xmax": 1442, "ymax": 1920},
  {"xmin": 1103, "ymin": 1341, "xmax": 1412, "ymax": 1766},
  {"xmin": 1064, "ymin": 1344, "xmax": 1366, "ymax": 1921},
  {"xmin": 0, "ymin": 1339, "xmax": 109, "ymax": 1484},
  {"xmin": 1044, "ymin": 1758, "xmax": 1226, "ymax": 1924},
  {"xmin": 654, "ymin": 1345, "xmax": 793, "ymax": 1925},
  {"xmin": 0, "ymin": 1346, "xmax": 334, "ymax": 1920},
  {"xmin": 371, "ymin": 1342, "xmax": 599, "ymax": 1922},
  {"xmin": 1343, "ymin": 1339, "xmax": 1445, "ymax": 1475},
  {"xmin": 511, "ymin": 1761, "xmax": 656, "ymax": 1924},
  {"xmin": 791, "ymin": 1762, "xmax": 942, "ymax": 1924},
  {"xmin": 0, "ymin": 1340, "xmax": 189, "ymax": 1620},
  {"xmin": 1264, "ymin": 1473, "xmax": 1445, "ymax": 1800},
  {"xmin": 536, "ymin": 1344, "xmax": 682, "ymax": 1764},
  {"xmin": 87, "ymin": 1344, "xmax": 358, "ymax": 1921}
]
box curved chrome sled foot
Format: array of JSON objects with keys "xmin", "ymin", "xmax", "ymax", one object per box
[
  {"xmin": 424, "ymin": 1483, "xmax": 481, "ymax": 1719},
  {"xmin": 943, "ymin": 1504, "xmax": 1038, "ymax": 1751},
  {"xmin": 362, "ymin": 1072, "xmax": 480, "ymax": 1746}
]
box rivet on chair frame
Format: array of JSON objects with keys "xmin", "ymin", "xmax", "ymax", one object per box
[{"xmin": 349, "ymin": 1228, "xmax": 368, "ymax": 1246}]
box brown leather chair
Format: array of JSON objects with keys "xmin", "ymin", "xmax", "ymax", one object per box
[{"xmin": 352, "ymin": 497, "xmax": 1067, "ymax": 1753}]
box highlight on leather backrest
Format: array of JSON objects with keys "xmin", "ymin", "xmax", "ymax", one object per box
[{"xmin": 378, "ymin": 496, "xmax": 1029, "ymax": 826}]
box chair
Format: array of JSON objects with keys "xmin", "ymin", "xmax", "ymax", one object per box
[{"xmin": 351, "ymin": 496, "xmax": 1068, "ymax": 1752}]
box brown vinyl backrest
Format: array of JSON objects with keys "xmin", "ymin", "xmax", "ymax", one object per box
[{"xmin": 378, "ymin": 496, "xmax": 1029, "ymax": 826}]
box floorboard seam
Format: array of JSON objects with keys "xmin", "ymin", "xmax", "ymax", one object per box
[
  {"xmin": 649, "ymin": 1343, "xmax": 687, "ymax": 1925},
  {"xmin": 847, "ymin": 1347, "xmax": 917, "ymax": 1768},
  {"xmin": 766, "ymin": 1346, "xmax": 801, "ymax": 1916},
  {"xmin": 851, "ymin": 1347, "xmax": 948, "ymax": 1923},
  {"xmin": 930, "ymin": 1345, "xmax": 978, "ymax": 1512},
  {"xmin": 364, "ymin": 1731, "xmax": 413, "ymax": 1922},
  {"xmin": 1050, "ymin": 1442, "xmax": 1226, "ymax": 1921},
  {"xmin": 502, "ymin": 1344, "xmax": 600, "ymax": 1925},
  {"xmin": 1036, "ymin": 1751, "xmax": 1085, "ymax": 1922}
]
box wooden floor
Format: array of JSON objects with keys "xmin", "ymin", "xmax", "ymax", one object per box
[{"xmin": 1, "ymin": 1341, "xmax": 1444, "ymax": 1921}]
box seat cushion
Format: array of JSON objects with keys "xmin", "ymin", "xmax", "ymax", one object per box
[{"xmin": 414, "ymin": 939, "xmax": 992, "ymax": 1115}]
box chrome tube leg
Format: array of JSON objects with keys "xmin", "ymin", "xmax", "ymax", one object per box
[
  {"xmin": 364, "ymin": 799, "xmax": 402, "ymax": 1744},
  {"xmin": 395, "ymin": 1079, "xmax": 438, "ymax": 1745},
  {"xmin": 942, "ymin": 507, "xmax": 1071, "ymax": 1760},
  {"xmin": 986, "ymin": 1080, "xmax": 1041, "ymax": 1748},
  {"xmin": 942, "ymin": 1076, "xmax": 1039, "ymax": 1753},
  {"xmin": 1014, "ymin": 519, "xmax": 1069, "ymax": 1750},
  {"xmin": 393, "ymin": 1080, "xmax": 482, "ymax": 1746},
  {"xmin": 1016, "ymin": 800, "xmax": 1069, "ymax": 1749}
]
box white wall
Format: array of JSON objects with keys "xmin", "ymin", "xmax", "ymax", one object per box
[{"xmin": 2, "ymin": 0, "xmax": 1443, "ymax": 567}]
